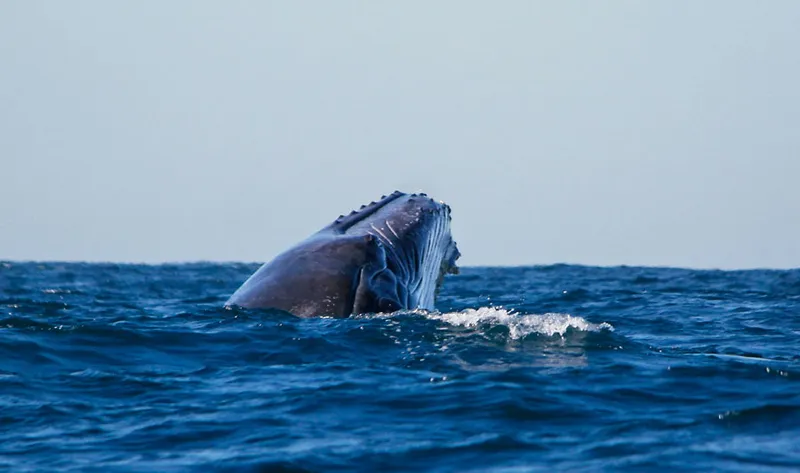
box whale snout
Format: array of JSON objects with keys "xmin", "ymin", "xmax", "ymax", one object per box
[{"xmin": 446, "ymin": 243, "xmax": 461, "ymax": 274}]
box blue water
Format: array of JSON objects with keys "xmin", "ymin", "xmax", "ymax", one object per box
[{"xmin": 1, "ymin": 262, "xmax": 799, "ymax": 472}]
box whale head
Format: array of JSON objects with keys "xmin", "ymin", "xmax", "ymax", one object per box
[{"xmin": 226, "ymin": 191, "xmax": 460, "ymax": 317}]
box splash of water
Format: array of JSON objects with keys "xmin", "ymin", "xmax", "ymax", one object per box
[{"xmin": 425, "ymin": 307, "xmax": 613, "ymax": 339}]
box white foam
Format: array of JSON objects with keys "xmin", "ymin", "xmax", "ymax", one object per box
[{"xmin": 424, "ymin": 307, "xmax": 613, "ymax": 339}]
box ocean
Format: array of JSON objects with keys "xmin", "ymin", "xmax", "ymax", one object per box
[{"xmin": 1, "ymin": 262, "xmax": 798, "ymax": 472}]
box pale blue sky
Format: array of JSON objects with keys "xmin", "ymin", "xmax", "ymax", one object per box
[{"xmin": 2, "ymin": 2, "xmax": 799, "ymax": 268}]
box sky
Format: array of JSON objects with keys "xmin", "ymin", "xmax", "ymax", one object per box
[{"xmin": 2, "ymin": 2, "xmax": 799, "ymax": 269}]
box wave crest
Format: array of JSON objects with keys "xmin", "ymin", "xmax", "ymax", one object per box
[{"xmin": 425, "ymin": 307, "xmax": 613, "ymax": 339}]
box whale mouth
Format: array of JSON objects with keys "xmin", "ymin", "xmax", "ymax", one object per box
[
  {"xmin": 326, "ymin": 191, "xmax": 460, "ymax": 310},
  {"xmin": 444, "ymin": 244, "xmax": 461, "ymax": 275}
]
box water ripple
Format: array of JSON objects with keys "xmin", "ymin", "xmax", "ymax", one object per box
[{"xmin": 0, "ymin": 262, "xmax": 798, "ymax": 471}]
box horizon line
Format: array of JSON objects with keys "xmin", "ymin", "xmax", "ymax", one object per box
[{"xmin": 2, "ymin": 259, "xmax": 797, "ymax": 272}]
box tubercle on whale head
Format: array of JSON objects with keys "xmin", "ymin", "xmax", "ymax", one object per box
[{"xmin": 325, "ymin": 190, "xmax": 412, "ymax": 232}]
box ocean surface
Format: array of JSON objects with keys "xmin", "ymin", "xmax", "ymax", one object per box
[{"xmin": 1, "ymin": 262, "xmax": 798, "ymax": 472}]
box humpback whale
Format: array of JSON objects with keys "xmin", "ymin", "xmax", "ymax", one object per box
[{"xmin": 226, "ymin": 191, "xmax": 461, "ymax": 317}]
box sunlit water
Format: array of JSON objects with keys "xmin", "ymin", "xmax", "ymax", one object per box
[{"xmin": 1, "ymin": 262, "xmax": 798, "ymax": 472}]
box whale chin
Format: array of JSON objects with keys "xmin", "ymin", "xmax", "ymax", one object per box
[{"xmin": 226, "ymin": 191, "xmax": 460, "ymax": 317}]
